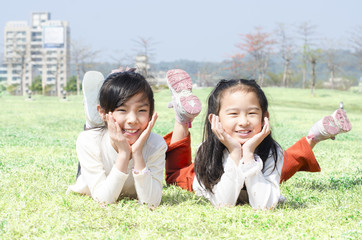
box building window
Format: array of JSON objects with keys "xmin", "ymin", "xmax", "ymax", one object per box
[{"xmin": 33, "ymin": 64, "xmax": 42, "ymax": 69}]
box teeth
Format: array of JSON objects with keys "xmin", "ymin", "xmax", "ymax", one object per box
[
  {"xmin": 238, "ymin": 130, "xmax": 249, "ymax": 134},
  {"xmin": 124, "ymin": 129, "xmax": 137, "ymax": 133}
]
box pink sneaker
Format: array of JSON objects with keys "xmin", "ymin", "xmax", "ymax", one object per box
[
  {"xmin": 307, "ymin": 108, "xmax": 352, "ymax": 142},
  {"xmin": 166, "ymin": 69, "xmax": 201, "ymax": 128},
  {"xmin": 332, "ymin": 108, "xmax": 352, "ymax": 133}
]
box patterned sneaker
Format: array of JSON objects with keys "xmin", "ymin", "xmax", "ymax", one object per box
[
  {"xmin": 307, "ymin": 108, "xmax": 352, "ymax": 142},
  {"xmin": 83, "ymin": 71, "xmax": 105, "ymax": 128},
  {"xmin": 166, "ymin": 69, "xmax": 201, "ymax": 128}
]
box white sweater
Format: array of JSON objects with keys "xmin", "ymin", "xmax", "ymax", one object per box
[
  {"xmin": 193, "ymin": 147, "xmax": 284, "ymax": 210},
  {"xmin": 67, "ymin": 129, "xmax": 167, "ymax": 207}
]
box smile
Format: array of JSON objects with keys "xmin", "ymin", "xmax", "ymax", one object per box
[
  {"xmin": 123, "ymin": 129, "xmax": 138, "ymax": 134},
  {"xmin": 236, "ymin": 130, "xmax": 251, "ymax": 134}
]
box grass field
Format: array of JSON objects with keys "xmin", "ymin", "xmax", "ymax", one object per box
[{"xmin": 0, "ymin": 87, "xmax": 361, "ymax": 239}]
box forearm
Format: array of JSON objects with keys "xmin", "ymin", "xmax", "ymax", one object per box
[
  {"xmin": 194, "ymin": 157, "xmax": 245, "ymax": 207},
  {"xmin": 89, "ymin": 167, "xmax": 128, "ymax": 203},
  {"xmin": 132, "ymin": 152, "xmax": 146, "ymax": 171},
  {"xmin": 244, "ymin": 173, "xmax": 280, "ymax": 210},
  {"xmin": 133, "ymin": 170, "xmax": 163, "ymax": 207},
  {"xmin": 115, "ymin": 151, "xmax": 130, "ymax": 173}
]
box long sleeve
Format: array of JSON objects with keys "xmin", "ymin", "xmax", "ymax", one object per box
[
  {"xmin": 193, "ymin": 148, "xmax": 283, "ymax": 210},
  {"xmin": 75, "ymin": 131, "xmax": 128, "ymax": 204},
  {"xmin": 244, "ymin": 148, "xmax": 284, "ymax": 210},
  {"xmin": 193, "ymin": 152, "xmax": 247, "ymax": 207},
  {"xmin": 133, "ymin": 134, "xmax": 167, "ymax": 208}
]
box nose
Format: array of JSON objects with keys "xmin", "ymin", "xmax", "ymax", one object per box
[
  {"xmin": 127, "ymin": 112, "xmax": 138, "ymax": 125},
  {"xmin": 238, "ymin": 115, "xmax": 249, "ymax": 126}
]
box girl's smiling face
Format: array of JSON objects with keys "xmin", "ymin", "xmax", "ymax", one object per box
[
  {"xmin": 218, "ymin": 89, "xmax": 263, "ymax": 146},
  {"xmin": 111, "ymin": 93, "xmax": 150, "ymax": 145}
]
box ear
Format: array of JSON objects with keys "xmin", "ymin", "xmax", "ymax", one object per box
[
  {"xmin": 208, "ymin": 113, "xmax": 214, "ymax": 124},
  {"xmin": 97, "ymin": 105, "xmax": 106, "ymax": 121},
  {"xmin": 263, "ymin": 111, "xmax": 270, "ymax": 125},
  {"xmin": 265, "ymin": 111, "xmax": 270, "ymax": 119}
]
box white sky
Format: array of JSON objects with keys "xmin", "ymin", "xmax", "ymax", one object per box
[{"xmin": 1, "ymin": 0, "xmax": 361, "ymax": 62}]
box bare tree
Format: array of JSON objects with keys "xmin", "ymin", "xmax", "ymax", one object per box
[
  {"xmin": 308, "ymin": 48, "xmax": 322, "ymax": 96},
  {"xmin": 109, "ymin": 50, "xmax": 134, "ymax": 69},
  {"xmin": 71, "ymin": 40, "xmax": 99, "ymax": 95},
  {"xmin": 277, "ymin": 23, "xmax": 295, "ymax": 87},
  {"xmin": 132, "ymin": 37, "xmax": 157, "ymax": 80},
  {"xmin": 5, "ymin": 38, "xmax": 29, "ymax": 95},
  {"xmin": 298, "ymin": 22, "xmax": 316, "ymax": 88},
  {"xmin": 198, "ymin": 63, "xmax": 218, "ymax": 87},
  {"xmin": 323, "ymin": 39, "xmax": 343, "ymax": 88},
  {"xmin": 236, "ymin": 27, "xmax": 275, "ymax": 86}
]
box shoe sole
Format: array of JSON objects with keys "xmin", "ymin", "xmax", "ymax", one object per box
[
  {"xmin": 83, "ymin": 71, "xmax": 105, "ymax": 127},
  {"xmin": 322, "ymin": 116, "xmax": 340, "ymax": 136},
  {"xmin": 166, "ymin": 69, "xmax": 201, "ymax": 115},
  {"xmin": 333, "ymin": 108, "xmax": 352, "ymax": 132},
  {"xmin": 166, "ymin": 69, "xmax": 193, "ymax": 92}
]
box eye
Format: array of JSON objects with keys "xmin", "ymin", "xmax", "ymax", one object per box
[
  {"xmin": 116, "ymin": 108, "xmax": 126, "ymax": 112},
  {"xmin": 139, "ymin": 109, "xmax": 148, "ymax": 113}
]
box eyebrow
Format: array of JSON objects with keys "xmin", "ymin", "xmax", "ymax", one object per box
[
  {"xmin": 122, "ymin": 102, "xmax": 149, "ymax": 107},
  {"xmin": 224, "ymin": 107, "xmax": 261, "ymax": 112},
  {"xmin": 137, "ymin": 103, "xmax": 150, "ymax": 107}
]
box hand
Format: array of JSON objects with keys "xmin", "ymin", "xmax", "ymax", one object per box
[
  {"xmin": 209, "ymin": 114, "xmax": 242, "ymax": 163},
  {"xmin": 131, "ymin": 112, "xmax": 158, "ymax": 157},
  {"xmin": 106, "ymin": 112, "xmax": 131, "ymax": 159},
  {"xmin": 130, "ymin": 112, "xmax": 157, "ymax": 171},
  {"xmin": 242, "ymin": 117, "xmax": 271, "ymax": 163}
]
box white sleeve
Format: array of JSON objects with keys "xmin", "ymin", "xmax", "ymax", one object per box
[
  {"xmin": 76, "ymin": 133, "xmax": 128, "ymax": 204},
  {"xmin": 193, "ymin": 150, "xmax": 281, "ymax": 209},
  {"xmin": 133, "ymin": 137, "xmax": 167, "ymax": 208},
  {"xmin": 244, "ymin": 150, "xmax": 283, "ymax": 210},
  {"xmin": 193, "ymin": 155, "xmax": 248, "ymax": 207}
]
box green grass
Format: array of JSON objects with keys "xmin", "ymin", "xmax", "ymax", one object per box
[{"xmin": 0, "ymin": 88, "xmax": 361, "ymax": 239}]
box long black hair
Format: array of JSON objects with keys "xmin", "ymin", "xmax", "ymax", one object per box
[
  {"xmin": 194, "ymin": 79, "xmax": 280, "ymax": 193},
  {"xmin": 99, "ymin": 71, "xmax": 154, "ymax": 119}
]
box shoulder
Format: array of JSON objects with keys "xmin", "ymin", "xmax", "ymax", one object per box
[
  {"xmin": 76, "ymin": 128, "xmax": 105, "ymax": 149},
  {"xmin": 262, "ymin": 144, "xmax": 284, "ymax": 172},
  {"xmin": 145, "ymin": 132, "xmax": 167, "ymax": 149},
  {"xmin": 142, "ymin": 132, "xmax": 167, "ymax": 156}
]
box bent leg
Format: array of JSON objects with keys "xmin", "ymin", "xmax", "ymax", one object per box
[
  {"xmin": 280, "ymin": 137, "xmax": 321, "ymax": 182},
  {"xmin": 164, "ymin": 131, "xmax": 195, "ymax": 192}
]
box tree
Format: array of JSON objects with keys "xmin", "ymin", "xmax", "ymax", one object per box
[
  {"xmin": 65, "ymin": 75, "xmax": 78, "ymax": 92},
  {"xmin": 308, "ymin": 48, "xmax": 322, "ymax": 96},
  {"xmin": 109, "ymin": 50, "xmax": 133, "ymax": 70},
  {"xmin": 71, "ymin": 40, "xmax": 99, "ymax": 95},
  {"xmin": 5, "ymin": 38, "xmax": 29, "ymax": 95},
  {"xmin": 276, "ymin": 23, "xmax": 295, "ymax": 87},
  {"xmin": 298, "ymin": 22, "xmax": 316, "ymax": 88},
  {"xmin": 132, "ymin": 37, "xmax": 157, "ymax": 83},
  {"xmin": 236, "ymin": 27, "xmax": 275, "ymax": 86},
  {"xmin": 227, "ymin": 53, "xmax": 245, "ymax": 79},
  {"xmin": 29, "ymin": 75, "xmax": 42, "ymax": 92},
  {"xmin": 323, "ymin": 39, "xmax": 343, "ymax": 88}
]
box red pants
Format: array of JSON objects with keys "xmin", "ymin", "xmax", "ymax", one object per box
[{"xmin": 164, "ymin": 132, "xmax": 321, "ymax": 192}]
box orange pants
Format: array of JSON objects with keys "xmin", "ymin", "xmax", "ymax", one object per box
[{"xmin": 164, "ymin": 132, "xmax": 321, "ymax": 192}]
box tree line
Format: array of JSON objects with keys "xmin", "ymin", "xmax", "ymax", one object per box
[{"xmin": 2, "ymin": 23, "xmax": 361, "ymax": 96}]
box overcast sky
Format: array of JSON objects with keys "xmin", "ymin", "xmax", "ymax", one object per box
[{"xmin": 1, "ymin": 0, "xmax": 361, "ymax": 62}]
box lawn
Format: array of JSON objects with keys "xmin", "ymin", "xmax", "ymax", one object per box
[{"xmin": 0, "ymin": 87, "xmax": 361, "ymax": 239}]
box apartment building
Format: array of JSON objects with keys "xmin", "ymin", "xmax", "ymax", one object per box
[{"xmin": 3, "ymin": 12, "xmax": 70, "ymax": 96}]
